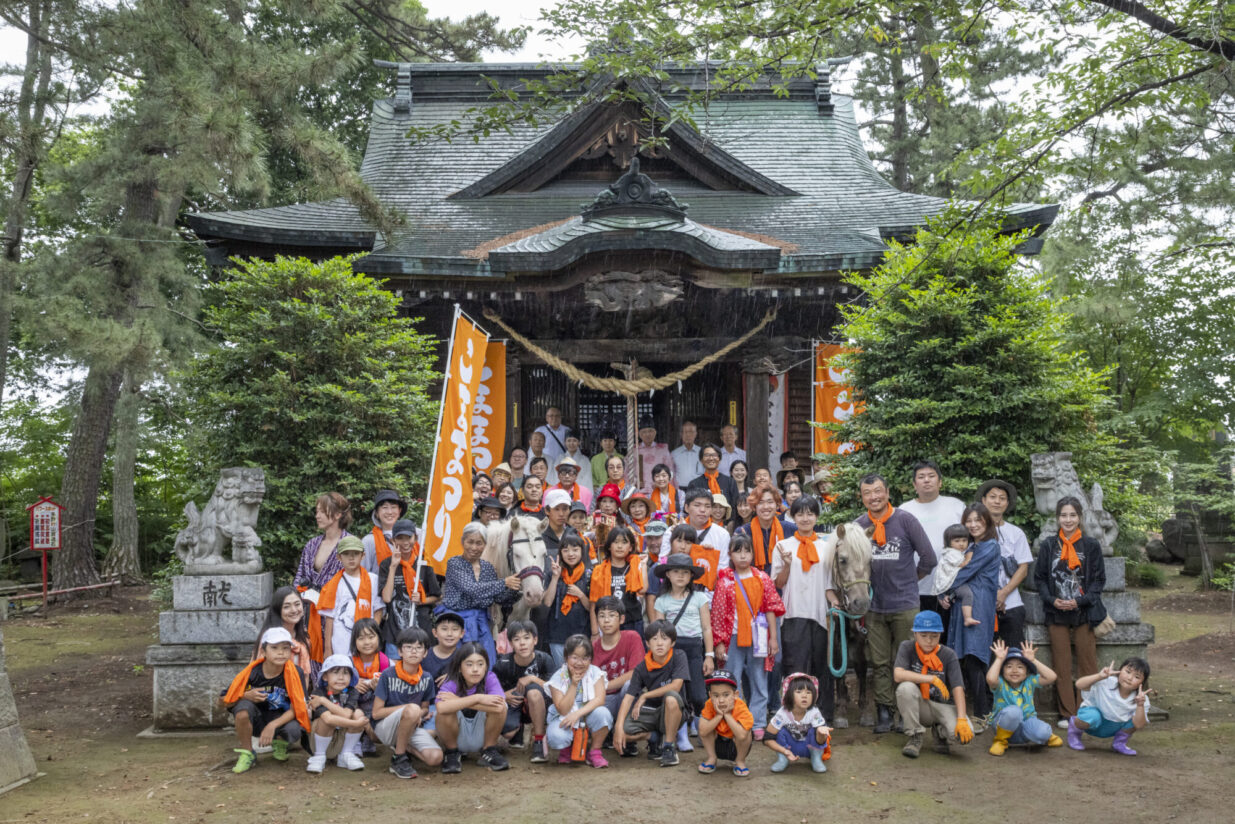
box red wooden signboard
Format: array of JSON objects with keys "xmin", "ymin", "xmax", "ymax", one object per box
[{"xmin": 26, "ymin": 496, "xmax": 63, "ymax": 605}]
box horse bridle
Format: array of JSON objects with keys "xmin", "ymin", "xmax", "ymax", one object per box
[{"xmin": 507, "ymin": 533, "xmax": 545, "ymax": 580}]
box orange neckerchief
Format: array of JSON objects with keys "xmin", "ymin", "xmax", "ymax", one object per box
[
  {"xmin": 582, "ymin": 535, "xmax": 597, "ymax": 563},
  {"xmin": 751, "ymin": 518, "xmax": 784, "ymax": 569},
  {"xmin": 652, "ymin": 486, "xmax": 678, "ymax": 514},
  {"xmin": 394, "ymin": 661, "xmax": 423, "ymax": 686},
  {"xmin": 397, "ymin": 555, "xmax": 428, "ymax": 601},
  {"xmin": 318, "ymin": 570, "xmax": 373, "ymax": 620},
  {"xmin": 560, "ymin": 562, "xmax": 586, "ymax": 615},
  {"xmin": 1059, "ymin": 529, "xmax": 1082, "ymax": 570},
  {"xmin": 795, "ymin": 531, "xmax": 820, "ymax": 573},
  {"xmin": 689, "ymin": 543, "xmax": 720, "ymax": 590},
  {"xmin": 371, "ymin": 526, "xmax": 393, "ymax": 565},
  {"xmin": 225, "ymin": 658, "xmax": 310, "ymax": 731},
  {"xmin": 915, "ymin": 642, "xmax": 944, "ymax": 701},
  {"xmin": 644, "ymin": 649, "xmax": 674, "ymax": 671},
  {"xmin": 867, "ymin": 506, "xmax": 895, "ymax": 546},
  {"xmin": 703, "ymin": 471, "xmax": 722, "ymax": 496},
  {"xmin": 520, "ymin": 501, "xmax": 542, "ymax": 515},
  {"xmin": 733, "ymin": 570, "xmax": 764, "ymax": 647},
  {"xmin": 555, "ymin": 483, "xmax": 582, "ymax": 502},
  {"xmin": 588, "ymin": 558, "xmax": 646, "ymax": 601},
  {"xmin": 353, "ymin": 653, "xmax": 381, "ymax": 680}
]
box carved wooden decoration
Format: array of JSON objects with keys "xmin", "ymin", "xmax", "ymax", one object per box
[{"xmin": 584, "ymin": 269, "xmax": 683, "ymax": 312}]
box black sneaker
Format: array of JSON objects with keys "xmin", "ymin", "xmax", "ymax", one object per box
[
  {"xmin": 478, "ymin": 746, "xmax": 510, "ymax": 771},
  {"xmin": 530, "ymin": 738, "xmax": 547, "ymax": 763},
  {"xmin": 621, "ymin": 742, "xmax": 639, "ymax": 758},
  {"xmin": 646, "ymin": 740, "xmax": 662, "ymax": 760},
  {"xmin": 659, "ymin": 743, "xmax": 679, "ymax": 767},
  {"xmin": 441, "ymin": 749, "xmax": 462, "ymax": 774},
  {"xmin": 389, "ymin": 753, "xmax": 417, "ymax": 779}
]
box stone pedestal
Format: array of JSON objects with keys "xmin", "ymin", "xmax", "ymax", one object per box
[
  {"xmin": 146, "ymin": 572, "xmax": 273, "ymax": 731},
  {"xmin": 0, "ymin": 627, "xmax": 39, "ymax": 794},
  {"xmin": 1022, "ymin": 557, "xmax": 1164, "ymax": 718}
]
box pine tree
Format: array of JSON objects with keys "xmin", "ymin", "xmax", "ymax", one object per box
[
  {"xmin": 13, "ymin": 0, "xmax": 517, "ymax": 592},
  {"xmin": 180, "ymin": 256, "xmax": 438, "ymax": 575}
]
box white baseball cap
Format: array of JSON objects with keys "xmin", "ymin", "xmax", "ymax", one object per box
[
  {"xmin": 543, "ymin": 489, "xmax": 572, "ymax": 510},
  {"xmin": 259, "ymin": 626, "xmax": 294, "ymax": 647}
]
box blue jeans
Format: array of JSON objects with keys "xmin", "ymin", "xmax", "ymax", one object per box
[
  {"xmin": 775, "ymin": 726, "xmax": 825, "ymax": 757},
  {"xmin": 727, "ymin": 637, "xmax": 769, "ymax": 730},
  {"xmin": 1077, "ymin": 706, "xmax": 1134, "ymax": 738},
  {"xmin": 544, "ymin": 706, "xmax": 613, "ymax": 750},
  {"xmin": 994, "ymin": 705, "xmax": 1052, "ymax": 744},
  {"xmin": 549, "ymin": 643, "xmax": 564, "ymax": 671}
]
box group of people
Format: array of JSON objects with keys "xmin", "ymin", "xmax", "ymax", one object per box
[{"xmin": 223, "ymin": 416, "xmax": 1154, "ymax": 779}]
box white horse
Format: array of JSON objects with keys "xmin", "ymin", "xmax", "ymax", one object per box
[
  {"xmin": 482, "ymin": 514, "xmax": 548, "ymax": 634},
  {"xmin": 824, "ymin": 522, "xmax": 874, "ymax": 728}
]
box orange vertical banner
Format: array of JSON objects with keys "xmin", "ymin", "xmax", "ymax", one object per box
[
  {"xmin": 813, "ymin": 342, "xmax": 860, "ymax": 456},
  {"xmin": 423, "ymin": 309, "xmax": 490, "ymax": 574},
  {"xmin": 471, "ymin": 341, "xmax": 506, "ymax": 474}
]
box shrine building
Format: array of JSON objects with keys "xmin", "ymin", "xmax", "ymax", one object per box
[{"xmin": 187, "ymin": 62, "xmax": 1058, "ymax": 469}]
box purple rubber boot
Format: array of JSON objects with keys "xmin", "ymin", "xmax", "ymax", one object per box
[
  {"xmin": 1066, "ymin": 716, "xmax": 1085, "ymax": 751},
  {"xmin": 1111, "ymin": 729, "xmax": 1138, "ymax": 756}
]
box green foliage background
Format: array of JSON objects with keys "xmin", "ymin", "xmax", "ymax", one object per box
[
  {"xmin": 818, "ymin": 217, "xmax": 1137, "ymax": 535},
  {"xmin": 178, "ymin": 256, "xmax": 439, "ymax": 576}
]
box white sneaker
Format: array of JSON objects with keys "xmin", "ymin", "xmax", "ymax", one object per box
[
  {"xmin": 1057, "ymin": 718, "xmax": 1070, "ymax": 730},
  {"xmin": 676, "ymin": 725, "xmax": 694, "ymax": 752},
  {"xmin": 337, "ymin": 752, "xmax": 366, "ymax": 771},
  {"xmin": 306, "ymin": 754, "xmax": 327, "ymax": 774}
]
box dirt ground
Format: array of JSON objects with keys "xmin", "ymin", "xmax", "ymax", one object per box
[{"xmin": 2, "ymin": 568, "xmax": 1233, "ymax": 824}]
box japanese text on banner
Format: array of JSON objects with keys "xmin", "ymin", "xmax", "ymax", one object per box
[
  {"xmin": 424, "ymin": 313, "xmax": 489, "ymax": 574},
  {"xmin": 471, "ymin": 341, "xmax": 506, "ymax": 473}
]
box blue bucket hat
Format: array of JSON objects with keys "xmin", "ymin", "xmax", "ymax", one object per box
[
  {"xmin": 912, "ymin": 611, "xmax": 945, "ymax": 633},
  {"xmin": 1002, "ymin": 647, "xmax": 1038, "ymax": 675}
]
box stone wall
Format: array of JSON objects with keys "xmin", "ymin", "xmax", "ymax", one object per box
[
  {"xmin": 0, "ymin": 626, "xmax": 38, "ymax": 793},
  {"xmin": 1023, "ymin": 557, "xmax": 1161, "ymax": 717}
]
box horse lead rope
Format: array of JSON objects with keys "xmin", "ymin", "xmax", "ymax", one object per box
[{"xmin": 827, "ymin": 578, "xmax": 872, "ymax": 678}]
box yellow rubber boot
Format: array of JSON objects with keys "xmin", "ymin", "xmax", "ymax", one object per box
[
  {"xmin": 1046, "ymin": 733, "xmax": 1063, "ymax": 747},
  {"xmin": 988, "ymin": 727, "xmax": 1013, "ymax": 756}
]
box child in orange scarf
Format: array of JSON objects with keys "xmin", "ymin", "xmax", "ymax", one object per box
[
  {"xmin": 223, "ymin": 627, "xmax": 310, "ymax": 774},
  {"xmin": 588, "ymin": 526, "xmax": 647, "ymax": 636},
  {"xmin": 612, "ymin": 620, "xmax": 689, "ymax": 767},
  {"xmin": 544, "ymin": 535, "xmax": 593, "ymax": 668},
  {"xmin": 711, "ymin": 535, "xmax": 786, "ymax": 739}
]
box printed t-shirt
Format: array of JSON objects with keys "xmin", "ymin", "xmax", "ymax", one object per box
[
  {"xmin": 374, "ymin": 664, "xmax": 437, "ymax": 708},
  {"xmin": 592, "ymin": 630, "xmax": 645, "ymax": 694}
]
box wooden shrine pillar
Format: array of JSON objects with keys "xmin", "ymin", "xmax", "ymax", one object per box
[
  {"xmin": 743, "ymin": 354, "xmax": 771, "ymax": 473},
  {"xmin": 506, "ymin": 351, "xmax": 522, "ymax": 449}
]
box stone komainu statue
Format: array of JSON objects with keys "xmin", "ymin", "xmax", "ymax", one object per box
[
  {"xmin": 173, "ymin": 467, "xmax": 266, "ymax": 574},
  {"xmin": 1030, "ymin": 452, "xmax": 1118, "ymax": 556}
]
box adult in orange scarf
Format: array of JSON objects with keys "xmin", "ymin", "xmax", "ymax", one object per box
[
  {"xmin": 685, "ymin": 444, "xmax": 739, "ymax": 515},
  {"xmin": 293, "ymin": 491, "xmax": 353, "ymax": 662},
  {"xmin": 772, "ymin": 495, "xmax": 841, "ymax": 726},
  {"xmin": 892, "ymin": 611, "xmax": 973, "ymax": 758},
  {"xmin": 733, "ymin": 482, "xmax": 794, "ymax": 573},
  {"xmin": 224, "ymin": 627, "xmax": 311, "ymax": 774},
  {"xmin": 1033, "ymin": 495, "xmax": 1105, "ymax": 721},
  {"xmin": 362, "ymin": 489, "xmax": 407, "ymax": 575},
  {"xmin": 856, "ymin": 473, "xmax": 937, "ymax": 734},
  {"xmin": 650, "ymin": 463, "xmax": 684, "ymax": 520}
]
